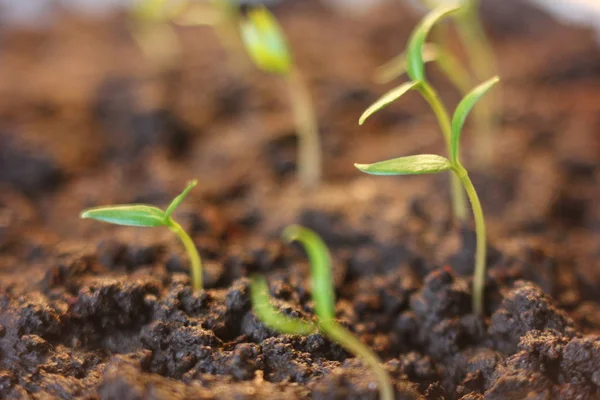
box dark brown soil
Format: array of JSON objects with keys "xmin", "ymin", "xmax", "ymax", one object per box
[{"xmin": 1, "ymin": 1, "xmax": 600, "ymax": 399}]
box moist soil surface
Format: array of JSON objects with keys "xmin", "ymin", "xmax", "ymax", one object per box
[{"xmin": 1, "ymin": 1, "xmax": 600, "ymax": 399}]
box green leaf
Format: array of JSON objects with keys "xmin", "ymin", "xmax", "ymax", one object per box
[
  {"xmin": 451, "ymin": 76, "xmax": 500, "ymax": 163},
  {"xmin": 354, "ymin": 154, "xmax": 452, "ymax": 176},
  {"xmin": 240, "ymin": 6, "xmax": 292, "ymax": 75},
  {"xmin": 250, "ymin": 275, "xmax": 318, "ymax": 335},
  {"xmin": 405, "ymin": 4, "xmax": 461, "ymax": 82},
  {"xmin": 373, "ymin": 43, "xmax": 439, "ymax": 85},
  {"xmin": 80, "ymin": 205, "xmax": 167, "ymax": 227},
  {"xmin": 165, "ymin": 179, "xmax": 198, "ymax": 218},
  {"xmin": 282, "ymin": 225, "xmax": 335, "ymax": 322},
  {"xmin": 359, "ymin": 81, "xmax": 421, "ymax": 125}
]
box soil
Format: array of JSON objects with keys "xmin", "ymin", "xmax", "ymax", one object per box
[{"xmin": 1, "ymin": 0, "xmax": 600, "ymax": 399}]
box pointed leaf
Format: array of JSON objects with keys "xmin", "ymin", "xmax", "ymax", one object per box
[
  {"xmin": 250, "ymin": 275, "xmax": 318, "ymax": 335},
  {"xmin": 355, "ymin": 154, "xmax": 452, "ymax": 176},
  {"xmin": 165, "ymin": 179, "xmax": 198, "ymax": 218},
  {"xmin": 451, "ymin": 76, "xmax": 500, "ymax": 163},
  {"xmin": 81, "ymin": 205, "xmax": 167, "ymax": 227},
  {"xmin": 240, "ymin": 6, "xmax": 292, "ymax": 75},
  {"xmin": 359, "ymin": 81, "xmax": 421, "ymax": 125},
  {"xmin": 406, "ymin": 4, "xmax": 461, "ymax": 82},
  {"xmin": 373, "ymin": 43, "xmax": 439, "ymax": 85}
]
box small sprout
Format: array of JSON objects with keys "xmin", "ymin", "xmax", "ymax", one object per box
[
  {"xmin": 360, "ymin": 4, "xmax": 467, "ymax": 222},
  {"xmin": 80, "ymin": 180, "xmax": 203, "ymax": 291},
  {"xmin": 250, "ymin": 225, "xmax": 393, "ymax": 400},
  {"xmin": 356, "ymin": 77, "xmax": 500, "ymax": 315},
  {"xmin": 240, "ymin": 6, "xmax": 321, "ymax": 190}
]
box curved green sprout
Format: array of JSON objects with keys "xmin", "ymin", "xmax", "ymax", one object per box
[
  {"xmin": 361, "ymin": 4, "xmax": 467, "ymax": 222},
  {"xmin": 356, "ymin": 77, "xmax": 499, "ymax": 315},
  {"xmin": 80, "ymin": 180, "xmax": 203, "ymax": 291},
  {"xmin": 250, "ymin": 225, "xmax": 393, "ymax": 400},
  {"xmin": 240, "ymin": 6, "xmax": 321, "ymax": 190}
]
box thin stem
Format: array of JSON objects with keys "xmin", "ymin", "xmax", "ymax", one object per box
[
  {"xmin": 452, "ymin": 164, "xmax": 486, "ymax": 314},
  {"xmin": 320, "ymin": 320, "xmax": 394, "ymax": 400},
  {"xmin": 418, "ymin": 81, "xmax": 467, "ymax": 221},
  {"xmin": 286, "ymin": 67, "xmax": 321, "ymax": 190},
  {"xmin": 168, "ymin": 219, "xmax": 203, "ymax": 291}
]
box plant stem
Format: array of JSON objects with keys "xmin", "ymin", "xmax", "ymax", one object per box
[
  {"xmin": 320, "ymin": 320, "xmax": 394, "ymax": 400},
  {"xmin": 452, "ymin": 164, "xmax": 486, "ymax": 314},
  {"xmin": 418, "ymin": 81, "xmax": 467, "ymax": 221},
  {"xmin": 168, "ymin": 219, "xmax": 202, "ymax": 291},
  {"xmin": 286, "ymin": 67, "xmax": 321, "ymax": 190}
]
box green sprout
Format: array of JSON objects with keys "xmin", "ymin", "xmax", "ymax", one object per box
[
  {"xmin": 356, "ymin": 77, "xmax": 499, "ymax": 315},
  {"xmin": 240, "ymin": 6, "xmax": 321, "ymax": 190},
  {"xmin": 361, "ymin": 5, "xmax": 468, "ymax": 222},
  {"xmin": 250, "ymin": 225, "xmax": 393, "ymax": 400},
  {"xmin": 80, "ymin": 180, "xmax": 203, "ymax": 291},
  {"xmin": 376, "ymin": 0, "xmax": 498, "ymax": 168}
]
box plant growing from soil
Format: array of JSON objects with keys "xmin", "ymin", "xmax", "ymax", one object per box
[
  {"xmin": 250, "ymin": 225, "xmax": 394, "ymax": 400},
  {"xmin": 356, "ymin": 77, "xmax": 499, "ymax": 315},
  {"xmin": 240, "ymin": 6, "xmax": 321, "ymax": 190},
  {"xmin": 80, "ymin": 180, "xmax": 203, "ymax": 291},
  {"xmin": 361, "ymin": 4, "xmax": 468, "ymax": 222}
]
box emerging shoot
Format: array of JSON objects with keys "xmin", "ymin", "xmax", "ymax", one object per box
[
  {"xmin": 360, "ymin": 4, "xmax": 468, "ymax": 222},
  {"xmin": 240, "ymin": 6, "xmax": 322, "ymax": 190},
  {"xmin": 250, "ymin": 225, "xmax": 393, "ymax": 400},
  {"xmin": 80, "ymin": 180, "xmax": 203, "ymax": 291},
  {"xmin": 355, "ymin": 77, "xmax": 500, "ymax": 315}
]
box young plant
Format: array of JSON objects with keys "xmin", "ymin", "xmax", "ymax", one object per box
[
  {"xmin": 80, "ymin": 180, "xmax": 203, "ymax": 291},
  {"xmin": 361, "ymin": 4, "xmax": 468, "ymax": 222},
  {"xmin": 250, "ymin": 225, "xmax": 393, "ymax": 400},
  {"xmin": 240, "ymin": 6, "xmax": 321, "ymax": 190},
  {"xmin": 356, "ymin": 77, "xmax": 499, "ymax": 315}
]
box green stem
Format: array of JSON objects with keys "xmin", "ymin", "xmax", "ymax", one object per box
[
  {"xmin": 286, "ymin": 67, "xmax": 321, "ymax": 190},
  {"xmin": 418, "ymin": 81, "xmax": 467, "ymax": 221},
  {"xmin": 319, "ymin": 320, "xmax": 394, "ymax": 400},
  {"xmin": 168, "ymin": 219, "xmax": 203, "ymax": 291},
  {"xmin": 452, "ymin": 164, "xmax": 486, "ymax": 314}
]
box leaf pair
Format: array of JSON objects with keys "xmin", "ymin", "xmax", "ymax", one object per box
[
  {"xmin": 356, "ymin": 76, "xmax": 499, "ymax": 175},
  {"xmin": 81, "ymin": 180, "xmax": 197, "ymax": 228}
]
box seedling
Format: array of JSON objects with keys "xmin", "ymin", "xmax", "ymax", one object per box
[
  {"xmin": 356, "ymin": 77, "xmax": 499, "ymax": 315},
  {"xmin": 377, "ymin": 0, "xmax": 498, "ymax": 167},
  {"xmin": 80, "ymin": 180, "xmax": 203, "ymax": 291},
  {"xmin": 361, "ymin": 5, "xmax": 468, "ymax": 222},
  {"xmin": 250, "ymin": 225, "xmax": 393, "ymax": 400},
  {"xmin": 240, "ymin": 6, "xmax": 321, "ymax": 190}
]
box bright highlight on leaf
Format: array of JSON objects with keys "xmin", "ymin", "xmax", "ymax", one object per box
[
  {"xmin": 450, "ymin": 76, "xmax": 499, "ymax": 163},
  {"xmin": 240, "ymin": 6, "xmax": 292, "ymax": 75},
  {"xmin": 80, "ymin": 180, "xmax": 203, "ymax": 291},
  {"xmin": 354, "ymin": 154, "xmax": 452, "ymax": 176},
  {"xmin": 405, "ymin": 4, "xmax": 461, "ymax": 82},
  {"xmin": 373, "ymin": 43, "xmax": 439, "ymax": 85},
  {"xmin": 359, "ymin": 81, "xmax": 421, "ymax": 125}
]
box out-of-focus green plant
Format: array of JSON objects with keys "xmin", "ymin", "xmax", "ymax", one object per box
[
  {"xmin": 356, "ymin": 77, "xmax": 499, "ymax": 315},
  {"xmin": 81, "ymin": 180, "xmax": 203, "ymax": 291},
  {"xmin": 361, "ymin": 5, "xmax": 468, "ymax": 222},
  {"xmin": 250, "ymin": 225, "xmax": 393, "ymax": 400},
  {"xmin": 240, "ymin": 6, "xmax": 321, "ymax": 190}
]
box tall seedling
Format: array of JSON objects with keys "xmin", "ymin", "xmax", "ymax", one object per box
[
  {"xmin": 240, "ymin": 7, "xmax": 321, "ymax": 190},
  {"xmin": 356, "ymin": 77, "xmax": 499, "ymax": 315}
]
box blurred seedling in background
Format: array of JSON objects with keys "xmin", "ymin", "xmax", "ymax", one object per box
[
  {"xmin": 361, "ymin": 5, "xmax": 468, "ymax": 222},
  {"xmin": 356, "ymin": 77, "xmax": 499, "ymax": 315},
  {"xmin": 376, "ymin": 0, "xmax": 498, "ymax": 168},
  {"xmin": 240, "ymin": 6, "xmax": 322, "ymax": 190},
  {"xmin": 250, "ymin": 225, "xmax": 394, "ymax": 400},
  {"xmin": 80, "ymin": 180, "xmax": 203, "ymax": 291}
]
